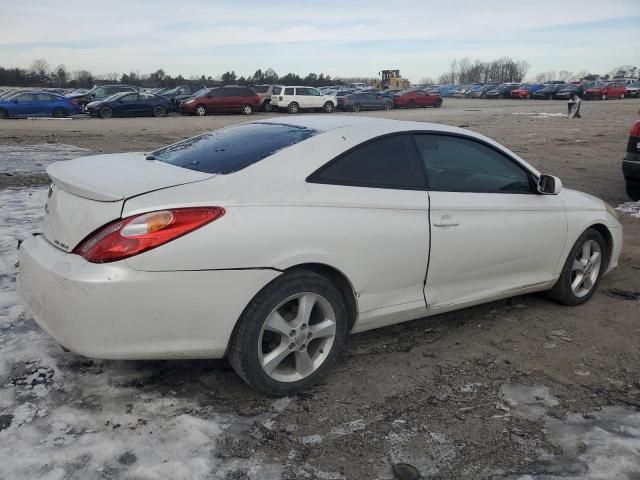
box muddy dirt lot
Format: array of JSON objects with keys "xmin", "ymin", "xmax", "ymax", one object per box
[{"xmin": 0, "ymin": 98, "xmax": 639, "ymax": 479}]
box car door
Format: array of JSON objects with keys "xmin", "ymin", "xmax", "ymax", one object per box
[
  {"xmin": 307, "ymin": 133, "xmax": 430, "ymax": 328},
  {"xmin": 414, "ymin": 133, "xmax": 567, "ymax": 308},
  {"xmin": 295, "ymin": 87, "xmax": 312, "ymax": 109},
  {"xmin": 115, "ymin": 93, "xmax": 139, "ymax": 116},
  {"xmin": 33, "ymin": 93, "xmax": 56, "ymax": 115},
  {"xmin": 11, "ymin": 93, "xmax": 38, "ymax": 116}
]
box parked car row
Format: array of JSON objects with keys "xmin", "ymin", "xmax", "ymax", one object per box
[{"xmin": 428, "ymin": 80, "xmax": 634, "ymax": 100}]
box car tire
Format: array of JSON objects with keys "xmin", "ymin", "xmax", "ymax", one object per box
[
  {"xmin": 619, "ymin": 93, "xmax": 625, "ymax": 99},
  {"xmin": 547, "ymin": 228, "xmax": 608, "ymax": 306},
  {"xmin": 525, "ymin": 94, "xmax": 530, "ymax": 100},
  {"xmin": 406, "ymin": 100, "xmax": 416, "ymax": 109},
  {"xmin": 152, "ymin": 106, "xmax": 166, "ymax": 117},
  {"xmin": 323, "ymin": 101, "xmax": 335, "ymax": 113},
  {"xmin": 99, "ymin": 106, "xmax": 113, "ymax": 119},
  {"xmin": 384, "ymin": 102, "xmax": 393, "ymax": 111},
  {"xmin": 0, "ymin": 108, "xmax": 8, "ymax": 119},
  {"xmin": 263, "ymin": 101, "xmax": 271, "ymax": 112},
  {"xmin": 627, "ymin": 184, "xmax": 640, "ymax": 201},
  {"xmin": 241, "ymin": 104, "xmax": 253, "ymax": 115},
  {"xmin": 351, "ymin": 103, "xmax": 361, "ymax": 112},
  {"xmin": 79, "ymin": 102, "xmax": 88, "ymax": 113},
  {"xmin": 52, "ymin": 107, "xmax": 68, "ymax": 118},
  {"xmin": 288, "ymin": 102, "xmax": 300, "ymax": 114},
  {"xmin": 547, "ymin": 94, "xmax": 553, "ymax": 100},
  {"xmin": 228, "ymin": 269, "xmax": 348, "ymax": 396},
  {"xmin": 434, "ymin": 99, "xmax": 443, "ymax": 108},
  {"xmin": 601, "ymin": 93, "xmax": 607, "ymax": 100},
  {"xmin": 195, "ymin": 104, "xmax": 207, "ymax": 116}
]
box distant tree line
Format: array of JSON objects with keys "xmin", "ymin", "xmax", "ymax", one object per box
[
  {"xmin": 0, "ymin": 60, "xmax": 340, "ymax": 89},
  {"xmin": 1, "ymin": 59, "xmax": 637, "ymax": 89}
]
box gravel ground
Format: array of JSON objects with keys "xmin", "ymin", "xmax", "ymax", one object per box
[{"xmin": 0, "ymin": 98, "xmax": 639, "ymax": 480}]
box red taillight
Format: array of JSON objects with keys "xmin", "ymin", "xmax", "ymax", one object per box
[
  {"xmin": 73, "ymin": 207, "xmax": 225, "ymax": 263},
  {"xmin": 630, "ymin": 121, "xmax": 640, "ymax": 137}
]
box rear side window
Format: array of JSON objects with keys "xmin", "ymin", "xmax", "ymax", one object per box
[
  {"xmin": 151, "ymin": 123, "xmax": 317, "ymax": 174},
  {"xmin": 308, "ymin": 134, "xmax": 426, "ymax": 190},
  {"xmin": 284, "ymin": 87, "xmax": 295, "ymax": 95},
  {"xmin": 414, "ymin": 134, "xmax": 533, "ymax": 194}
]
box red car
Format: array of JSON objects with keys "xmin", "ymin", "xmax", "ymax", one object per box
[
  {"xmin": 583, "ymin": 82, "xmax": 627, "ymax": 100},
  {"xmin": 510, "ymin": 86, "xmax": 531, "ymax": 99},
  {"xmin": 393, "ymin": 89, "xmax": 442, "ymax": 108},
  {"xmin": 179, "ymin": 86, "xmax": 260, "ymax": 115}
]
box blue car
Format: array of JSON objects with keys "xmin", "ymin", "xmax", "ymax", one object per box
[
  {"xmin": 87, "ymin": 92, "xmax": 172, "ymax": 118},
  {"xmin": 0, "ymin": 91, "xmax": 79, "ymax": 118}
]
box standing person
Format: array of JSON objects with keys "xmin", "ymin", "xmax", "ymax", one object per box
[{"xmin": 568, "ymin": 92, "xmax": 582, "ymax": 119}]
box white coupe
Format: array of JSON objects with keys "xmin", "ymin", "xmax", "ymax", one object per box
[{"xmin": 18, "ymin": 117, "xmax": 622, "ymax": 395}]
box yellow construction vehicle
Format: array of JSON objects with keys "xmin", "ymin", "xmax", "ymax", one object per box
[{"xmin": 373, "ymin": 70, "xmax": 411, "ymax": 90}]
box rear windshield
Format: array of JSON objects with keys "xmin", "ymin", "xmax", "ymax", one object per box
[
  {"xmin": 252, "ymin": 85, "xmax": 269, "ymax": 93},
  {"xmin": 272, "ymin": 86, "xmax": 282, "ymax": 95},
  {"xmin": 150, "ymin": 122, "xmax": 317, "ymax": 174}
]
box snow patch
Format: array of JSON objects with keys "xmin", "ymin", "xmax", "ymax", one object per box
[
  {"xmin": 0, "ymin": 144, "xmax": 89, "ymax": 174},
  {"xmin": 617, "ymin": 201, "xmax": 640, "ymax": 218}
]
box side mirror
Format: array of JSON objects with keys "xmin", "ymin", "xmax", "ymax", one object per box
[{"xmin": 537, "ymin": 175, "xmax": 562, "ymax": 195}]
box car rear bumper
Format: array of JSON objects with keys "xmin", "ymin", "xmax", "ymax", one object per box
[{"xmin": 17, "ymin": 236, "xmax": 280, "ymax": 360}]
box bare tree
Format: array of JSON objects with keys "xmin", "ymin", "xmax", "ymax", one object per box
[
  {"xmin": 52, "ymin": 65, "xmax": 68, "ymax": 87},
  {"xmin": 30, "ymin": 58, "xmax": 50, "ymax": 85},
  {"xmin": 73, "ymin": 70, "xmax": 94, "ymax": 88},
  {"xmin": 558, "ymin": 70, "xmax": 574, "ymax": 81}
]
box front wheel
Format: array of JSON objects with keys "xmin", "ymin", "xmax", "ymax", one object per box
[
  {"xmin": 99, "ymin": 106, "xmax": 113, "ymax": 119},
  {"xmin": 434, "ymin": 99, "xmax": 443, "ymax": 108},
  {"xmin": 619, "ymin": 93, "xmax": 625, "ymax": 99},
  {"xmin": 384, "ymin": 101, "xmax": 393, "ymax": 111},
  {"xmin": 406, "ymin": 100, "xmax": 416, "ymax": 109},
  {"xmin": 351, "ymin": 103, "xmax": 361, "ymax": 112},
  {"xmin": 323, "ymin": 101, "xmax": 334, "ymax": 113},
  {"xmin": 195, "ymin": 104, "xmax": 207, "ymax": 116},
  {"xmin": 263, "ymin": 101, "xmax": 272, "ymax": 112},
  {"xmin": 228, "ymin": 270, "xmax": 348, "ymax": 396},
  {"xmin": 547, "ymin": 228, "xmax": 608, "ymax": 306},
  {"xmin": 152, "ymin": 106, "xmax": 166, "ymax": 117},
  {"xmin": 241, "ymin": 104, "xmax": 253, "ymax": 115}
]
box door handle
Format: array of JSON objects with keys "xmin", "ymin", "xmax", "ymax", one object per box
[{"xmin": 433, "ymin": 215, "xmax": 459, "ymax": 227}]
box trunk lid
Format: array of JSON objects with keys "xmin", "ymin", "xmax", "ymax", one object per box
[{"xmin": 44, "ymin": 152, "xmax": 214, "ymax": 252}]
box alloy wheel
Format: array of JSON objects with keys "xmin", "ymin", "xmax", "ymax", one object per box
[
  {"xmin": 258, "ymin": 292, "xmax": 337, "ymax": 383},
  {"xmin": 570, "ymin": 240, "xmax": 602, "ymax": 298},
  {"xmin": 195, "ymin": 105, "xmax": 206, "ymax": 116},
  {"xmin": 352, "ymin": 103, "xmax": 361, "ymax": 112},
  {"xmin": 242, "ymin": 104, "xmax": 252, "ymax": 115}
]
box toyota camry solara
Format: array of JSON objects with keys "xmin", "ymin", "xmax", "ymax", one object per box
[{"xmin": 17, "ymin": 117, "xmax": 622, "ymax": 395}]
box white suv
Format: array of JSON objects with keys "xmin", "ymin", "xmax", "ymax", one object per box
[{"xmin": 270, "ymin": 86, "xmax": 337, "ymax": 113}]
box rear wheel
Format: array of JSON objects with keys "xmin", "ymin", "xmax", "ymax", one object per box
[
  {"xmin": 547, "ymin": 228, "xmax": 608, "ymax": 306},
  {"xmin": 434, "ymin": 98, "xmax": 443, "ymax": 108},
  {"xmin": 263, "ymin": 101, "xmax": 272, "ymax": 112},
  {"xmin": 0, "ymin": 108, "xmax": 8, "ymax": 119},
  {"xmin": 601, "ymin": 93, "xmax": 607, "ymax": 100},
  {"xmin": 228, "ymin": 270, "xmax": 348, "ymax": 396},
  {"xmin": 241, "ymin": 104, "xmax": 253, "ymax": 115},
  {"xmin": 52, "ymin": 107, "xmax": 68, "ymax": 118},
  {"xmin": 99, "ymin": 106, "xmax": 113, "ymax": 119},
  {"xmin": 619, "ymin": 93, "xmax": 625, "ymax": 99},
  {"xmin": 406, "ymin": 100, "xmax": 416, "ymax": 109},
  {"xmin": 384, "ymin": 101, "xmax": 393, "ymax": 111},
  {"xmin": 351, "ymin": 103, "xmax": 361, "ymax": 112},
  {"xmin": 323, "ymin": 101, "xmax": 334, "ymax": 113},
  {"xmin": 288, "ymin": 102, "xmax": 300, "ymax": 114},
  {"xmin": 195, "ymin": 104, "xmax": 207, "ymax": 116},
  {"xmin": 152, "ymin": 106, "xmax": 166, "ymax": 117},
  {"xmin": 627, "ymin": 183, "xmax": 640, "ymax": 201}
]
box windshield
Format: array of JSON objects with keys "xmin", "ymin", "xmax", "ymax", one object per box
[{"xmin": 151, "ymin": 123, "xmax": 317, "ymax": 175}]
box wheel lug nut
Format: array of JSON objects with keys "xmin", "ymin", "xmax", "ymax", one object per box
[
  {"xmin": 289, "ymin": 330, "xmax": 296, "ymax": 336},
  {"xmin": 289, "ymin": 343, "xmax": 295, "ymax": 350},
  {"xmin": 307, "ymin": 333, "xmax": 312, "ymax": 338},
  {"xmin": 301, "ymin": 324, "xmax": 307, "ymax": 330}
]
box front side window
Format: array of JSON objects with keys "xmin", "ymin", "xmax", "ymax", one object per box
[
  {"xmin": 119, "ymin": 94, "xmax": 138, "ymax": 102},
  {"xmin": 15, "ymin": 93, "xmax": 36, "ymax": 103},
  {"xmin": 296, "ymin": 88, "xmax": 311, "ymax": 96},
  {"xmin": 414, "ymin": 134, "xmax": 533, "ymax": 194},
  {"xmin": 308, "ymin": 134, "xmax": 426, "ymax": 190},
  {"xmin": 308, "ymin": 88, "xmax": 321, "ymax": 96}
]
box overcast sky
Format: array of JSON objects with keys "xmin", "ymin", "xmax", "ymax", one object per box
[{"xmin": 2, "ymin": 0, "xmax": 639, "ymax": 82}]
